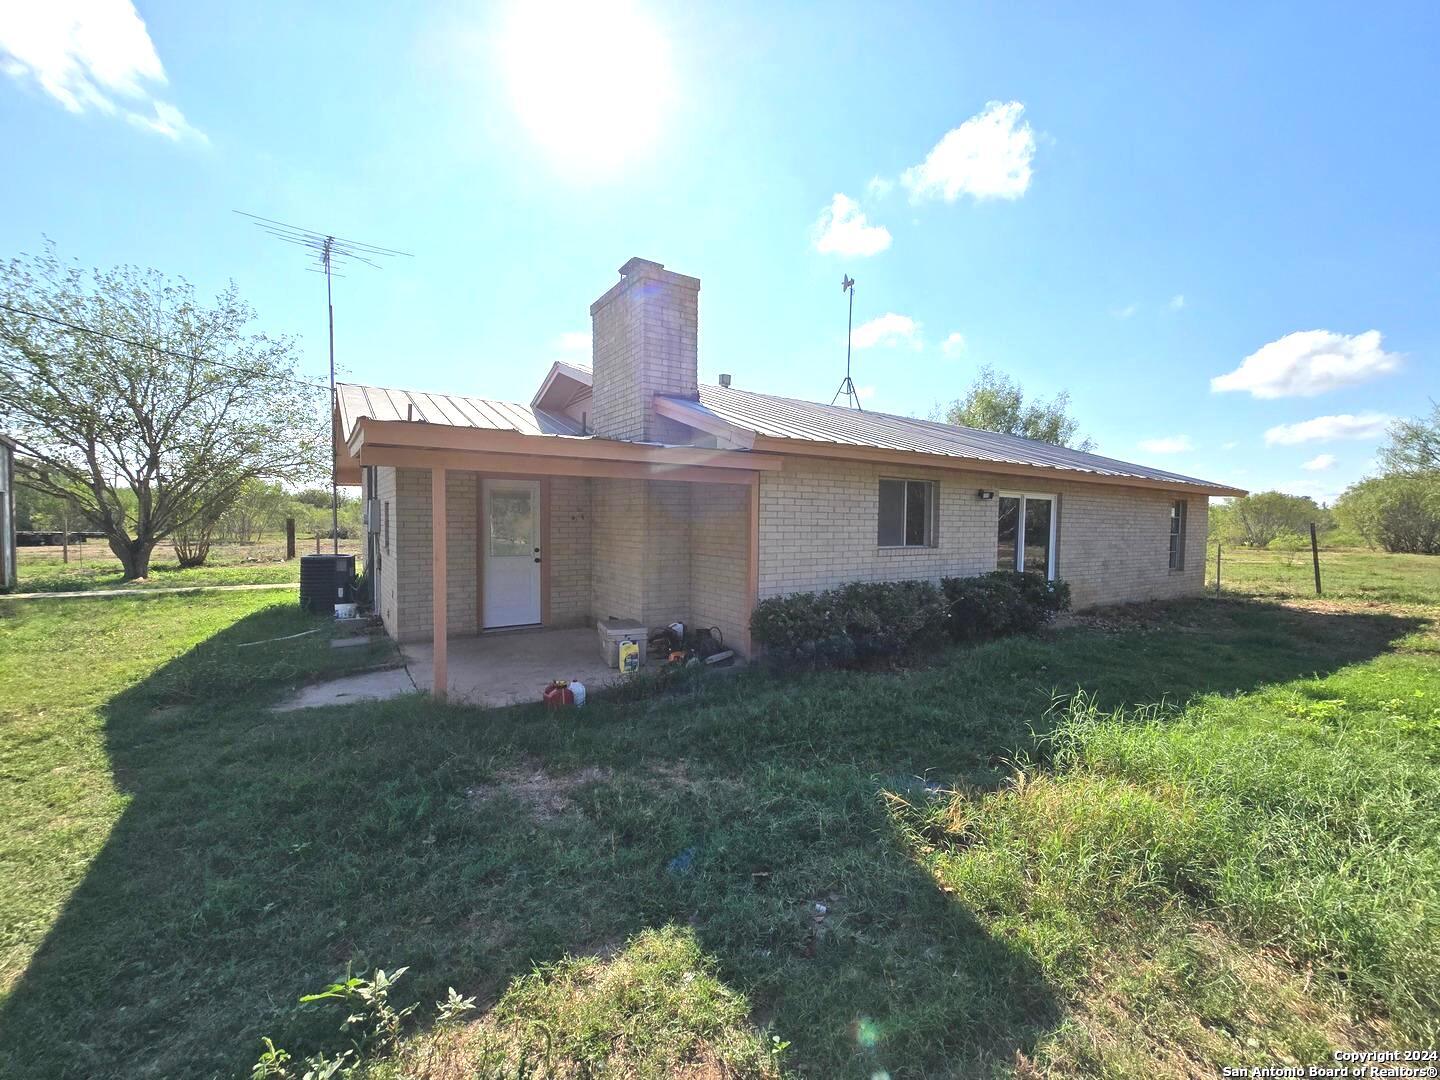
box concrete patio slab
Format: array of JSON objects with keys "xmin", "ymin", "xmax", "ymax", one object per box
[
  {"xmin": 272, "ymin": 667, "xmax": 417, "ymax": 712},
  {"xmin": 403, "ymin": 626, "xmax": 621, "ymax": 708}
]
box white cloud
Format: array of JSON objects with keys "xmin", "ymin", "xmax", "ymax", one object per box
[
  {"xmin": 1168, "ymin": 294, "xmax": 1185, "ymax": 310},
  {"xmin": 1264, "ymin": 412, "xmax": 1392, "ymax": 446},
  {"xmin": 1221, "ymin": 440, "xmax": 1239, "ymax": 450},
  {"xmin": 856, "ymin": 385, "xmax": 876, "ymax": 401},
  {"xmin": 1211, "ymin": 329, "xmax": 1401, "ymax": 398},
  {"xmin": 0, "ymin": 0, "xmax": 203, "ymax": 141},
  {"xmin": 1113, "ymin": 302, "xmax": 1138, "ymax": 319},
  {"xmin": 901, "ymin": 100, "xmax": 1035, "ymax": 203},
  {"xmin": 941, "ymin": 332, "xmax": 965, "ymax": 357},
  {"xmin": 866, "ymin": 176, "xmax": 893, "ymax": 199},
  {"xmin": 812, "ymin": 193, "xmax": 892, "ymax": 257},
  {"xmin": 1138, "ymin": 435, "xmax": 1194, "ymax": 454},
  {"xmin": 1302, "ymin": 453, "xmax": 1337, "ymax": 471},
  {"xmin": 851, "ymin": 313, "xmax": 920, "ymax": 350},
  {"xmin": 556, "ymin": 331, "xmax": 591, "ymax": 352}
]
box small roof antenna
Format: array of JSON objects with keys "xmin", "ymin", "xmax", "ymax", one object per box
[{"xmin": 831, "ymin": 274, "xmax": 862, "ymax": 410}]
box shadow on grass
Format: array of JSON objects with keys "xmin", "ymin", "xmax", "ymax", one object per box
[{"xmin": 0, "ymin": 597, "xmax": 1424, "ymax": 1077}]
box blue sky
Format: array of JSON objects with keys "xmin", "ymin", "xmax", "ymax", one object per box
[{"xmin": 2, "ymin": 1, "xmax": 1436, "ymax": 502}]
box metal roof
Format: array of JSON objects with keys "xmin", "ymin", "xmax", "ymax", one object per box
[
  {"xmin": 689, "ymin": 384, "xmax": 1237, "ymax": 492},
  {"xmin": 339, "ymin": 368, "xmax": 1238, "ymax": 493},
  {"xmin": 336, "ymin": 382, "xmax": 583, "ymax": 441}
]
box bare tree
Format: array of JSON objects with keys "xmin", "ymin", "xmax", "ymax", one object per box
[{"xmin": 0, "ymin": 244, "xmax": 326, "ymax": 579}]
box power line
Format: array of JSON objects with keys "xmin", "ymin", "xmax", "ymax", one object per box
[{"xmin": 0, "ymin": 301, "xmax": 331, "ymax": 391}]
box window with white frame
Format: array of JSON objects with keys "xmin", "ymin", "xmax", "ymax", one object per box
[
  {"xmin": 996, "ymin": 492, "xmax": 1057, "ymax": 578},
  {"xmin": 1169, "ymin": 499, "xmax": 1187, "ymax": 570},
  {"xmin": 878, "ymin": 478, "xmax": 937, "ymax": 547}
]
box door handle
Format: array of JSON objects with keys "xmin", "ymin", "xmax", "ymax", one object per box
[{"xmin": 534, "ymin": 557, "xmax": 542, "ymax": 563}]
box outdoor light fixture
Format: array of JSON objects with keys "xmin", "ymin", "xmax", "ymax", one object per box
[{"xmin": 978, "ymin": 489, "xmax": 996, "ymax": 500}]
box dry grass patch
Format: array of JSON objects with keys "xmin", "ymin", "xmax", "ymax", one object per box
[{"xmin": 466, "ymin": 764, "xmax": 613, "ymax": 822}]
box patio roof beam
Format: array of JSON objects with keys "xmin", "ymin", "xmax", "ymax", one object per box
[
  {"xmin": 357, "ymin": 446, "xmax": 761, "ymax": 487},
  {"xmin": 348, "ymin": 418, "xmax": 783, "ymax": 471}
]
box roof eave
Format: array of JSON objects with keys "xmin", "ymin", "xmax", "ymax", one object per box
[{"xmin": 749, "ymin": 435, "xmax": 1246, "ymax": 497}]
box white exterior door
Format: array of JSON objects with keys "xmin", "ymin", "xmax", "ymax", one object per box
[{"xmin": 482, "ymin": 479, "xmax": 541, "ymax": 628}]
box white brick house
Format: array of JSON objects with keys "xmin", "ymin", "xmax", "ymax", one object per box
[{"xmin": 335, "ymin": 257, "xmax": 1242, "ymax": 697}]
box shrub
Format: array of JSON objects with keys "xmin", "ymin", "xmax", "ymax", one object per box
[
  {"xmin": 942, "ymin": 571, "xmax": 1070, "ymax": 640},
  {"xmin": 749, "ymin": 579, "xmax": 946, "ymax": 669},
  {"xmin": 749, "ymin": 571, "xmax": 1068, "ymax": 669}
]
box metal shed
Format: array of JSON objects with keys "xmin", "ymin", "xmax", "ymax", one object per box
[{"xmin": 0, "ymin": 433, "xmax": 14, "ymax": 592}]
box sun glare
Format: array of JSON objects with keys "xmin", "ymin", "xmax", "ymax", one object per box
[{"xmin": 498, "ymin": 0, "xmax": 673, "ymax": 176}]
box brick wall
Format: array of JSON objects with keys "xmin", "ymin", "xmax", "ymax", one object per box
[
  {"xmin": 548, "ymin": 476, "xmax": 593, "ymax": 627},
  {"xmin": 589, "ymin": 478, "xmax": 646, "ymax": 624},
  {"xmin": 689, "ymin": 482, "xmax": 749, "ymax": 652},
  {"xmin": 757, "ymin": 457, "xmax": 1208, "ymax": 609},
  {"xmin": 392, "ymin": 468, "xmax": 477, "ymax": 640},
  {"xmin": 644, "ymin": 481, "xmax": 692, "ymax": 626},
  {"xmin": 757, "ymin": 458, "xmax": 992, "ymax": 597},
  {"xmin": 389, "ymin": 470, "xmax": 597, "ymax": 640},
  {"xmin": 588, "ymin": 258, "xmax": 700, "ymax": 442},
  {"xmin": 589, "ymin": 477, "xmax": 720, "ymax": 631},
  {"xmin": 1051, "ymin": 480, "xmax": 1208, "ymax": 608}
]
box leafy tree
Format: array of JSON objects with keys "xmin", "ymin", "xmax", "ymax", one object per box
[
  {"xmin": 936, "ymin": 365, "xmax": 1096, "ymax": 451},
  {"xmin": 217, "ymin": 479, "xmax": 289, "ymax": 543},
  {"xmin": 1212, "ymin": 491, "xmax": 1327, "ymax": 548},
  {"xmin": 0, "ymin": 244, "xmax": 325, "ymax": 579},
  {"xmin": 12, "ymin": 483, "xmax": 73, "ymax": 532},
  {"xmin": 1335, "ymin": 476, "xmax": 1440, "ymax": 554},
  {"xmin": 1380, "ymin": 401, "xmax": 1440, "ymax": 477}
]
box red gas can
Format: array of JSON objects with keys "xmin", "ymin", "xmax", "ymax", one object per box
[{"xmin": 542, "ymin": 682, "xmax": 574, "ymax": 709}]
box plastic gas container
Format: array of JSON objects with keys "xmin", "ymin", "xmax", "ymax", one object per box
[{"xmin": 618, "ymin": 640, "xmax": 640, "ymax": 674}]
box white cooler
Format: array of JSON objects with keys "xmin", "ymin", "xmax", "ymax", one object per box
[{"xmin": 596, "ymin": 617, "xmax": 647, "ymax": 668}]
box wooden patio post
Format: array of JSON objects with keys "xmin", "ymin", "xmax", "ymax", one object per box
[
  {"xmin": 745, "ymin": 476, "xmax": 760, "ymax": 657},
  {"xmin": 432, "ymin": 467, "xmax": 448, "ymax": 701}
]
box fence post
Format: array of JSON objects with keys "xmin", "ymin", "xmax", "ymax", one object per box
[
  {"xmin": 1215, "ymin": 542, "xmax": 1221, "ymax": 598},
  {"xmin": 1309, "ymin": 523, "xmax": 1322, "ymax": 596},
  {"xmin": 285, "ymin": 518, "xmax": 296, "ymax": 560},
  {"xmin": 314, "ymin": 532, "xmax": 321, "ymax": 555}
]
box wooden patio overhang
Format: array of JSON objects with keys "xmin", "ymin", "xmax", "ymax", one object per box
[{"xmin": 337, "ymin": 418, "xmax": 772, "ymax": 701}]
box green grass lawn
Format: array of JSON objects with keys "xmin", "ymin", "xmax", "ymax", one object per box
[
  {"xmin": 11, "ymin": 538, "xmax": 363, "ymax": 593},
  {"xmin": 1207, "ymin": 543, "xmax": 1440, "ymax": 606},
  {"xmin": 0, "ymin": 578, "xmax": 1436, "ymax": 1078}
]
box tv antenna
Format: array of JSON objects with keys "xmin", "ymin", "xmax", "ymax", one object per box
[
  {"xmin": 235, "ymin": 210, "xmax": 412, "ymax": 554},
  {"xmin": 831, "ymin": 274, "xmax": 862, "ymax": 410}
]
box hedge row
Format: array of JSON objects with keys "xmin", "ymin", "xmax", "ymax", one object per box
[{"xmin": 749, "ymin": 571, "xmax": 1071, "ymax": 669}]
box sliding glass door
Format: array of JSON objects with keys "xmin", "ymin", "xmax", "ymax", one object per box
[{"xmin": 996, "ymin": 493, "xmax": 1056, "ymax": 578}]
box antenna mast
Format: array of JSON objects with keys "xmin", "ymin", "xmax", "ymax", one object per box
[
  {"xmin": 236, "ymin": 211, "xmax": 412, "ymax": 554},
  {"xmin": 831, "ymin": 274, "xmax": 862, "ymax": 410}
]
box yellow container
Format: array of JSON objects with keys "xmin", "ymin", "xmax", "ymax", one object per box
[{"xmin": 618, "ymin": 639, "xmax": 640, "ymax": 674}]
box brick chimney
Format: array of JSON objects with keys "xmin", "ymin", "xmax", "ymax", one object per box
[{"xmin": 589, "ymin": 257, "xmax": 699, "ymax": 442}]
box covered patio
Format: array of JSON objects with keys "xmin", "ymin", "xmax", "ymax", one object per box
[
  {"xmin": 337, "ymin": 400, "xmax": 778, "ymax": 700},
  {"xmin": 402, "ymin": 627, "xmax": 620, "ymax": 708}
]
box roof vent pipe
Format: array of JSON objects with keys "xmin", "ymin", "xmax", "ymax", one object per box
[{"xmin": 718, "ymin": 373, "xmax": 731, "ymax": 388}]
